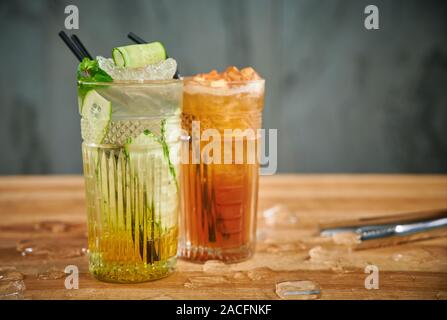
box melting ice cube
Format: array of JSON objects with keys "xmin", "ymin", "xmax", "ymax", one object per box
[{"xmin": 275, "ymin": 280, "xmax": 321, "ymax": 300}]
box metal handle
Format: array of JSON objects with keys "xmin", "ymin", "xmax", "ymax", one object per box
[{"xmin": 358, "ymin": 217, "xmax": 447, "ymax": 241}]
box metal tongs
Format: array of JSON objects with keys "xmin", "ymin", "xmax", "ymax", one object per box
[{"xmin": 319, "ymin": 208, "xmax": 447, "ymax": 248}]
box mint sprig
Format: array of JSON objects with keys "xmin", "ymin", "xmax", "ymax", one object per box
[
  {"xmin": 77, "ymin": 57, "xmax": 113, "ymax": 82},
  {"xmin": 77, "ymin": 58, "xmax": 113, "ymax": 107}
]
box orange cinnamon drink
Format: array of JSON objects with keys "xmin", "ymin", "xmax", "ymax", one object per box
[{"xmin": 180, "ymin": 67, "xmax": 265, "ymax": 262}]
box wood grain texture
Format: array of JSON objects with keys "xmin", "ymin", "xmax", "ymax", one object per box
[{"xmin": 0, "ymin": 175, "xmax": 446, "ymax": 300}]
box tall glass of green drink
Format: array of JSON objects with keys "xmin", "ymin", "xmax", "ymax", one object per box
[{"xmin": 77, "ymin": 43, "xmax": 182, "ymax": 283}]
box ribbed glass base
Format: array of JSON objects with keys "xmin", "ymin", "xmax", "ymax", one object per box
[
  {"xmin": 90, "ymin": 256, "xmax": 176, "ymax": 283},
  {"xmin": 179, "ymin": 243, "xmax": 255, "ymax": 263}
]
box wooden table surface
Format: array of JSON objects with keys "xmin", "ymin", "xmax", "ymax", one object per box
[{"xmin": 1, "ymin": 175, "xmax": 446, "ymax": 300}]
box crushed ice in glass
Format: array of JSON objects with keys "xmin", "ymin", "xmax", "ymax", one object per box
[{"xmin": 97, "ymin": 56, "xmax": 177, "ymax": 81}]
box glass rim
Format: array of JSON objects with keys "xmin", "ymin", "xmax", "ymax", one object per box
[
  {"xmin": 182, "ymin": 76, "xmax": 265, "ymax": 85},
  {"xmin": 78, "ymin": 78, "xmax": 183, "ymax": 86}
]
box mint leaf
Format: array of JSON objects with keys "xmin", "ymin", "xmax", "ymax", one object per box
[
  {"xmin": 77, "ymin": 58, "xmax": 113, "ymax": 105},
  {"xmin": 77, "ymin": 57, "xmax": 113, "ymax": 82}
]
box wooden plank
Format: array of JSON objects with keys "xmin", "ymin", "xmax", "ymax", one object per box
[{"xmin": 0, "ymin": 175, "xmax": 446, "ymax": 300}]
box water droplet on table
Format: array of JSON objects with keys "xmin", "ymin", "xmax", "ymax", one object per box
[
  {"xmin": 0, "ymin": 268, "xmax": 25, "ymax": 300},
  {"xmin": 184, "ymin": 276, "xmax": 229, "ymax": 288},
  {"xmin": 388, "ymin": 248, "xmax": 439, "ymax": 267},
  {"xmin": 275, "ymin": 280, "xmax": 321, "ymax": 300},
  {"xmin": 307, "ymin": 246, "xmax": 356, "ymax": 273},
  {"xmin": 247, "ymin": 267, "xmax": 274, "ymax": 281},
  {"xmin": 256, "ymin": 229, "xmax": 268, "ymax": 241},
  {"xmin": 34, "ymin": 221, "xmax": 70, "ymax": 233},
  {"xmin": 38, "ymin": 268, "xmax": 66, "ymax": 280},
  {"xmin": 202, "ymin": 260, "xmax": 230, "ymax": 273},
  {"xmin": 331, "ymin": 232, "xmax": 361, "ymax": 246},
  {"xmin": 17, "ymin": 239, "xmax": 87, "ymax": 259},
  {"xmin": 232, "ymin": 272, "xmax": 247, "ymax": 280},
  {"xmin": 308, "ymin": 246, "xmax": 334, "ymax": 261},
  {"xmin": 147, "ymin": 294, "xmax": 173, "ymax": 300},
  {"xmin": 0, "ymin": 267, "xmax": 24, "ymax": 281},
  {"xmin": 17, "ymin": 240, "xmax": 48, "ymax": 257},
  {"xmin": 264, "ymin": 242, "xmax": 307, "ymax": 253},
  {"xmin": 436, "ymin": 291, "xmax": 447, "ymax": 300},
  {"xmin": 392, "ymin": 253, "xmax": 403, "ymax": 262},
  {"xmin": 262, "ymin": 205, "xmax": 299, "ymax": 226}
]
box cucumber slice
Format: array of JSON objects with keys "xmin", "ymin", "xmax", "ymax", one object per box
[
  {"xmin": 125, "ymin": 124, "xmax": 179, "ymax": 192},
  {"xmin": 125, "ymin": 130, "xmax": 167, "ymax": 215},
  {"xmin": 81, "ymin": 90, "xmax": 112, "ymax": 144},
  {"xmin": 112, "ymin": 42, "xmax": 167, "ymax": 68},
  {"xmin": 125, "ymin": 130, "xmax": 179, "ymax": 234}
]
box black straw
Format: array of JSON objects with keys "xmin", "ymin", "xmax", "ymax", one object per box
[
  {"xmin": 128, "ymin": 32, "xmax": 146, "ymax": 44},
  {"xmin": 58, "ymin": 31, "xmax": 83, "ymax": 62},
  {"xmin": 70, "ymin": 34, "xmax": 93, "ymax": 60},
  {"xmin": 127, "ymin": 32, "xmax": 180, "ymax": 79}
]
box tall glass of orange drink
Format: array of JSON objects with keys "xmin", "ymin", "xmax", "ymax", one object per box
[{"xmin": 180, "ymin": 67, "xmax": 265, "ymax": 262}]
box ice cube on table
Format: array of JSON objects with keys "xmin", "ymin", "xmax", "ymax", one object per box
[{"xmin": 97, "ymin": 56, "xmax": 177, "ymax": 81}]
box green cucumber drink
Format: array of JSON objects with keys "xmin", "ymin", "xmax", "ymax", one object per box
[{"xmin": 78, "ymin": 43, "xmax": 182, "ymax": 283}]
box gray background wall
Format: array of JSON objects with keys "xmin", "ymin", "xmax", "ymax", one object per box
[{"xmin": 0, "ymin": 0, "xmax": 446, "ymax": 174}]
